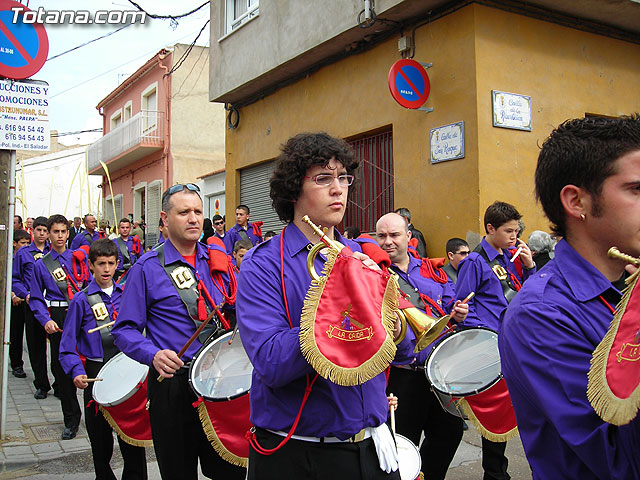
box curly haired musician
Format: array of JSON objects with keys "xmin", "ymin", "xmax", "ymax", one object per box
[
  {"xmin": 236, "ymin": 133, "xmax": 415, "ymax": 479},
  {"xmin": 111, "ymin": 185, "xmax": 244, "ymax": 480},
  {"xmin": 499, "ymin": 115, "xmax": 640, "ymax": 479}
]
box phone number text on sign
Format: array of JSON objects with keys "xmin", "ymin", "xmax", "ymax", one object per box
[{"xmin": 0, "ymin": 79, "xmax": 49, "ymax": 151}]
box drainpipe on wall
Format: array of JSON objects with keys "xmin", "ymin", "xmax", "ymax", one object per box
[
  {"xmin": 97, "ymin": 106, "xmax": 108, "ymax": 205},
  {"xmin": 158, "ymin": 53, "xmax": 171, "ymax": 189}
]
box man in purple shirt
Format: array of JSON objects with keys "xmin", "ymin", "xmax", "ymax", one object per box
[
  {"xmin": 12, "ymin": 216, "xmax": 51, "ymax": 398},
  {"xmin": 29, "ymin": 214, "xmax": 91, "ymax": 439},
  {"xmin": 376, "ymin": 212, "xmax": 468, "ymax": 480},
  {"xmin": 500, "ymin": 115, "xmax": 640, "ymax": 479},
  {"xmin": 111, "ymin": 184, "xmax": 244, "ymax": 480},
  {"xmin": 225, "ymin": 205, "xmax": 262, "ymax": 255},
  {"xmin": 237, "ymin": 133, "xmax": 415, "ymax": 480},
  {"xmin": 60, "ymin": 239, "xmax": 147, "ymax": 479},
  {"xmin": 70, "ymin": 213, "xmax": 102, "ymax": 250},
  {"xmin": 455, "ymin": 201, "xmax": 536, "ymax": 480},
  {"xmin": 112, "ymin": 217, "xmax": 140, "ymax": 278}
]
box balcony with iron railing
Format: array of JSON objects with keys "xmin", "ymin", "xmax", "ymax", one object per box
[{"xmin": 88, "ymin": 110, "xmax": 164, "ymax": 174}]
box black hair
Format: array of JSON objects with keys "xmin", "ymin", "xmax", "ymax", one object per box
[
  {"xmin": 483, "ymin": 201, "xmax": 521, "ymax": 233},
  {"xmin": 343, "ymin": 226, "xmax": 361, "ymax": 239},
  {"xmin": 445, "ymin": 237, "xmax": 468, "ymax": 254},
  {"xmin": 212, "ymin": 214, "xmax": 224, "ymax": 222},
  {"xmin": 89, "ymin": 238, "xmax": 119, "ymax": 263},
  {"xmin": 270, "ymin": 132, "xmax": 359, "ymax": 223},
  {"xmin": 83, "ymin": 213, "xmax": 95, "ymax": 223},
  {"xmin": 13, "ymin": 229, "xmax": 30, "ymax": 243},
  {"xmin": 118, "ymin": 217, "xmax": 131, "ymax": 225},
  {"xmin": 47, "ymin": 214, "xmax": 68, "ymax": 231},
  {"xmin": 536, "ymin": 114, "xmax": 640, "ymax": 237},
  {"xmin": 263, "ymin": 230, "xmax": 277, "ymax": 239},
  {"xmin": 14, "ymin": 214, "xmax": 22, "ymax": 224},
  {"xmin": 33, "ymin": 216, "xmax": 48, "ymax": 229},
  {"xmin": 236, "ymin": 205, "xmax": 250, "ymax": 214}
]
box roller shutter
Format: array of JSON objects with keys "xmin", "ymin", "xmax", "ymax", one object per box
[{"xmin": 239, "ymin": 161, "xmax": 286, "ymax": 234}]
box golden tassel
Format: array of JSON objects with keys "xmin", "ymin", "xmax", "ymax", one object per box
[
  {"xmin": 196, "ymin": 402, "xmax": 248, "ymax": 468},
  {"xmin": 98, "ymin": 406, "xmax": 153, "ymax": 448}
]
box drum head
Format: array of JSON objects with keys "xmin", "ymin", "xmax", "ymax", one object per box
[
  {"xmin": 93, "ymin": 352, "xmax": 149, "ymax": 407},
  {"xmin": 189, "ymin": 331, "xmax": 253, "ymax": 401},
  {"xmin": 396, "ymin": 434, "xmax": 421, "ymax": 480},
  {"xmin": 426, "ymin": 327, "xmax": 500, "ymax": 397}
]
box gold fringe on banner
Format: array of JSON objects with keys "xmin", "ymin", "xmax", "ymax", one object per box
[
  {"xmin": 98, "ymin": 406, "xmax": 153, "ymax": 448},
  {"xmin": 299, "ymin": 248, "xmax": 398, "ymax": 387},
  {"xmin": 587, "ymin": 268, "xmax": 640, "ymax": 426},
  {"xmin": 197, "ymin": 402, "xmax": 248, "ymax": 468},
  {"xmin": 457, "ymin": 399, "xmax": 519, "ymax": 443}
]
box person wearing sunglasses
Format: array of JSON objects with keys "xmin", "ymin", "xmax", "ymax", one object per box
[
  {"xmin": 112, "ymin": 183, "xmax": 244, "ymax": 480},
  {"xmin": 225, "ymin": 204, "xmax": 262, "ymax": 255},
  {"xmin": 442, "ymin": 238, "xmax": 470, "ymax": 284},
  {"xmin": 236, "ymin": 132, "xmax": 415, "ymax": 480}
]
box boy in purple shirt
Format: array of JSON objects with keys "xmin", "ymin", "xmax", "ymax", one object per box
[
  {"xmin": 237, "ymin": 133, "xmax": 415, "ymax": 480},
  {"xmin": 500, "ymin": 115, "xmax": 640, "ymax": 479},
  {"xmin": 455, "ymin": 201, "xmax": 536, "ymax": 480},
  {"xmin": 225, "ymin": 205, "xmax": 262, "ymax": 254},
  {"xmin": 60, "ymin": 239, "xmax": 147, "ymax": 479}
]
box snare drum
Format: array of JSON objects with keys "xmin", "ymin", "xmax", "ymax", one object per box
[
  {"xmin": 93, "ymin": 352, "xmax": 152, "ymax": 446},
  {"xmin": 189, "ymin": 331, "xmax": 253, "ymax": 467},
  {"xmin": 396, "ymin": 434, "xmax": 422, "ymax": 480},
  {"xmin": 425, "ymin": 327, "xmax": 500, "ymax": 417}
]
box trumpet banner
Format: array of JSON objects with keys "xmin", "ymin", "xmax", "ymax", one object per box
[
  {"xmin": 300, "ymin": 246, "xmax": 398, "ymax": 386},
  {"xmin": 588, "ymin": 268, "xmax": 640, "ymax": 425}
]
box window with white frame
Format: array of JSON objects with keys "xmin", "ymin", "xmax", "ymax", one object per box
[
  {"xmin": 110, "ymin": 110, "xmax": 122, "ymax": 130},
  {"xmin": 141, "ymin": 83, "xmax": 158, "ymax": 133},
  {"xmin": 145, "ymin": 180, "xmax": 163, "ymax": 247},
  {"xmin": 226, "ymin": 0, "xmax": 259, "ymax": 34},
  {"xmin": 123, "ymin": 101, "xmax": 132, "ymax": 122},
  {"xmin": 133, "ymin": 182, "xmax": 147, "ymax": 225}
]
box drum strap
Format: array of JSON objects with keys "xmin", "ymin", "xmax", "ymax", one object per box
[
  {"xmin": 237, "ymin": 228, "xmax": 251, "ymax": 243},
  {"xmin": 85, "ymin": 290, "xmax": 119, "ymax": 362},
  {"xmin": 473, "ymin": 244, "xmax": 518, "ymax": 303},
  {"xmin": 155, "ymin": 243, "xmax": 220, "ymax": 345},
  {"xmin": 115, "ymin": 237, "xmax": 133, "ymax": 270},
  {"xmin": 390, "ymin": 266, "xmax": 447, "ymax": 318},
  {"xmin": 42, "ymin": 252, "xmax": 78, "ymax": 302}
]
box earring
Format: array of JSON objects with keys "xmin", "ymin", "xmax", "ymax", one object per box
[{"xmin": 580, "ymin": 213, "xmax": 586, "ymax": 221}]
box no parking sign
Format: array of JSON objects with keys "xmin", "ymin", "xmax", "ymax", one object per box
[{"xmin": 388, "ymin": 59, "xmax": 431, "ymax": 109}]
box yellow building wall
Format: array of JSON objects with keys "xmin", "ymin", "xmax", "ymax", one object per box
[
  {"xmin": 225, "ymin": 3, "xmax": 640, "ymax": 256},
  {"xmin": 474, "ymin": 4, "xmax": 640, "ymax": 235}
]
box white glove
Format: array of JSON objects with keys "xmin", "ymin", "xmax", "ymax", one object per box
[{"xmin": 371, "ymin": 423, "xmax": 399, "ymax": 473}]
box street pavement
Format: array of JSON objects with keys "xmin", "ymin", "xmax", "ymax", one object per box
[{"xmin": 1, "ymin": 342, "xmax": 533, "ymax": 479}]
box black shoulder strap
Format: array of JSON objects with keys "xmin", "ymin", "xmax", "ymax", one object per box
[
  {"xmin": 237, "ymin": 228, "xmax": 250, "ymax": 242},
  {"xmin": 156, "ymin": 244, "xmax": 220, "ymax": 344},
  {"xmin": 85, "ymin": 290, "xmax": 118, "ymax": 362},
  {"xmin": 84, "ymin": 232, "xmax": 95, "ymax": 245},
  {"xmin": 473, "ymin": 244, "xmax": 517, "ymax": 303},
  {"xmin": 389, "ymin": 266, "xmax": 431, "ymax": 314},
  {"xmin": 115, "ymin": 237, "xmax": 132, "ymax": 269},
  {"xmin": 42, "ymin": 253, "xmax": 70, "ymax": 301},
  {"xmin": 30, "ymin": 249, "xmax": 44, "ymax": 261}
]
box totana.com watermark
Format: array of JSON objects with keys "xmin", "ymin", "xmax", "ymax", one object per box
[{"xmin": 11, "ymin": 7, "xmax": 147, "ymax": 25}]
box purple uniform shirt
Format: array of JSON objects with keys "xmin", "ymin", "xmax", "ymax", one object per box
[
  {"xmin": 70, "ymin": 230, "xmax": 101, "ymax": 250},
  {"xmin": 499, "ymin": 240, "xmax": 640, "ymax": 479},
  {"xmin": 112, "ymin": 236, "xmax": 139, "ymax": 271},
  {"xmin": 455, "ymin": 238, "xmax": 535, "ymax": 331},
  {"xmin": 12, "ymin": 242, "xmax": 50, "ymax": 299},
  {"xmin": 29, "ymin": 249, "xmax": 92, "ymax": 327},
  {"xmin": 59, "ymin": 280, "xmax": 122, "ymax": 379},
  {"xmin": 226, "ymin": 223, "xmax": 262, "ymax": 254},
  {"xmin": 110, "ymin": 239, "xmax": 229, "ymax": 367},
  {"xmin": 391, "ymin": 255, "xmax": 457, "ymax": 365},
  {"xmin": 236, "ymin": 223, "xmax": 415, "ymax": 439}
]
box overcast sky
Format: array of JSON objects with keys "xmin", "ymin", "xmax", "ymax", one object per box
[{"xmin": 25, "ymin": 0, "xmax": 211, "ymax": 145}]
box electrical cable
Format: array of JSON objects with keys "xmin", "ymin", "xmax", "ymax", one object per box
[
  {"xmin": 52, "ymin": 128, "xmax": 103, "ymax": 137},
  {"xmin": 165, "ymin": 20, "xmax": 209, "ymax": 76},
  {"xmin": 126, "ymin": 1, "xmax": 210, "ymax": 20},
  {"xmin": 47, "ymin": 25, "xmax": 132, "ymax": 61}
]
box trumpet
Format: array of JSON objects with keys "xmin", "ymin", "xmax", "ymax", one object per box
[
  {"xmin": 301, "ymin": 215, "xmax": 449, "ymax": 353},
  {"xmin": 608, "ymin": 247, "xmax": 640, "ymax": 266}
]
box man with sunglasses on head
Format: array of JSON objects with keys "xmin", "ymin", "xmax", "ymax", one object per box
[
  {"xmin": 442, "ymin": 238, "xmax": 470, "ymax": 284},
  {"xmin": 237, "ymin": 132, "xmax": 416, "ymax": 480},
  {"xmin": 225, "ymin": 204, "xmax": 262, "ymax": 255},
  {"xmin": 111, "ymin": 183, "xmax": 244, "ymax": 480}
]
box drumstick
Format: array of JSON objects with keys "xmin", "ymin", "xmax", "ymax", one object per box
[
  {"xmin": 228, "ymin": 325, "xmax": 239, "ymax": 345},
  {"xmin": 389, "ymin": 392, "xmax": 396, "ymax": 438},
  {"xmin": 88, "ymin": 321, "xmax": 115, "ymax": 333},
  {"xmin": 461, "ymin": 292, "xmax": 475, "ymax": 304},
  {"xmin": 510, "ymin": 246, "xmax": 523, "ymax": 262},
  {"xmin": 85, "ymin": 378, "xmax": 103, "ymax": 382},
  {"xmin": 157, "ymin": 306, "xmax": 220, "ymax": 383}
]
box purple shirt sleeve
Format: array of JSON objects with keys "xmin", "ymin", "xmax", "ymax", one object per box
[
  {"xmin": 12, "ymin": 248, "xmax": 29, "ymax": 299},
  {"xmin": 28, "ymin": 260, "xmax": 53, "ymax": 327},
  {"xmin": 59, "ymin": 294, "xmax": 89, "ymax": 379}
]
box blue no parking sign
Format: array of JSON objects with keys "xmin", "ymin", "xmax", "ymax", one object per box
[
  {"xmin": 388, "ymin": 59, "xmax": 431, "ymax": 109},
  {"xmin": 0, "ymin": 1, "xmax": 48, "ymax": 79}
]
